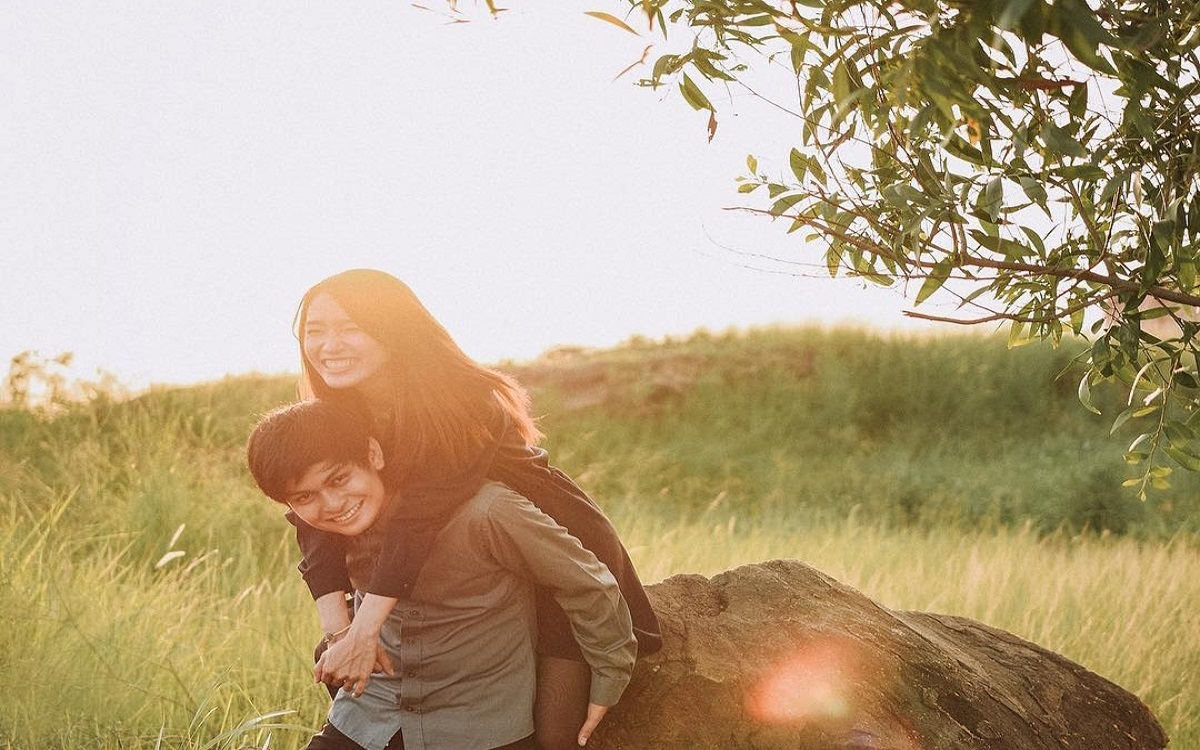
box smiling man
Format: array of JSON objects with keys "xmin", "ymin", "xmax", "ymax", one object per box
[{"xmin": 245, "ymin": 400, "xmax": 636, "ymax": 750}]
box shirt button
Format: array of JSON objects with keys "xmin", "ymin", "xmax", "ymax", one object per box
[
  {"xmin": 407, "ymin": 609, "xmax": 419, "ymax": 617},
  {"xmin": 405, "ymin": 669, "xmax": 417, "ymax": 677}
]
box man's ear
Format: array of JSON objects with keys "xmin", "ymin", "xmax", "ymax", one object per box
[{"xmin": 367, "ymin": 437, "xmax": 385, "ymax": 471}]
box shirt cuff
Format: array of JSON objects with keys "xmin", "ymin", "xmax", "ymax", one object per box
[
  {"xmin": 589, "ymin": 672, "xmax": 631, "ymax": 707},
  {"xmin": 300, "ymin": 567, "xmax": 352, "ymax": 601}
]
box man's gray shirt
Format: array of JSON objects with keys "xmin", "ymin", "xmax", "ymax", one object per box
[{"xmin": 329, "ymin": 482, "xmax": 636, "ymax": 750}]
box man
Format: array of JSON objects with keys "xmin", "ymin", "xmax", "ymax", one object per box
[{"xmin": 246, "ymin": 400, "xmax": 636, "ymax": 750}]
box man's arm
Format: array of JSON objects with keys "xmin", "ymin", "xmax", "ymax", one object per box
[{"xmin": 479, "ymin": 486, "xmax": 637, "ymax": 739}]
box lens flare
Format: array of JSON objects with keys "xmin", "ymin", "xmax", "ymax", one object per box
[{"xmin": 746, "ymin": 636, "xmax": 862, "ymax": 725}]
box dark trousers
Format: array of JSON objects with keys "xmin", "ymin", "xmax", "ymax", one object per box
[{"xmin": 306, "ymin": 722, "xmax": 537, "ymax": 750}]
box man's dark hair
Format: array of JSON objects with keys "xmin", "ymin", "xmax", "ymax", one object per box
[{"xmin": 246, "ymin": 400, "xmax": 376, "ymax": 503}]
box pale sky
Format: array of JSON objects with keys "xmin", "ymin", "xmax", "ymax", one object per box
[{"xmin": 2, "ymin": 1, "xmax": 939, "ymax": 391}]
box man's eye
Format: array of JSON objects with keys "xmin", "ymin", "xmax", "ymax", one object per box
[
  {"xmin": 330, "ymin": 473, "xmax": 349, "ymax": 486},
  {"xmin": 290, "ymin": 494, "xmax": 313, "ymax": 506}
]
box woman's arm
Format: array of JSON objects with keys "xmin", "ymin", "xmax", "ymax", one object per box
[
  {"xmin": 313, "ymin": 593, "xmax": 397, "ymax": 697},
  {"xmin": 314, "ymin": 590, "xmax": 352, "ymax": 636}
]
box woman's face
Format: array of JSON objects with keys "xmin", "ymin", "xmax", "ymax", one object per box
[{"xmin": 302, "ymin": 292, "xmax": 391, "ymax": 395}]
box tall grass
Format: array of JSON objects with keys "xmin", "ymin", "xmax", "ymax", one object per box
[{"xmin": 1, "ymin": 329, "xmax": 1196, "ymax": 749}]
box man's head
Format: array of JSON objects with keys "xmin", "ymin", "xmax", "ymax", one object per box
[{"xmin": 246, "ymin": 400, "xmax": 389, "ymax": 536}]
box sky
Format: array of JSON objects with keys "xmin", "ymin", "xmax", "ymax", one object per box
[{"xmin": 1, "ymin": 0, "xmax": 944, "ymax": 392}]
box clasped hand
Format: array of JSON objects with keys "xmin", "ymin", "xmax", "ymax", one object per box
[{"xmin": 314, "ymin": 628, "xmax": 394, "ymax": 698}]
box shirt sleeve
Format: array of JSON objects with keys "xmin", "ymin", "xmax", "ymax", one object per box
[
  {"xmin": 477, "ymin": 486, "xmax": 637, "ymax": 707},
  {"xmin": 287, "ymin": 510, "xmax": 352, "ymax": 599}
]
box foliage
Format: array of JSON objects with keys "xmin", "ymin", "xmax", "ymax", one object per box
[
  {"xmin": 590, "ymin": 0, "xmax": 1200, "ymax": 494},
  {"xmin": 2, "ymin": 350, "xmax": 126, "ymax": 411}
]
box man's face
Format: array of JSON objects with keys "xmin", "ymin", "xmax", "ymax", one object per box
[{"xmin": 284, "ymin": 438, "xmax": 388, "ymax": 536}]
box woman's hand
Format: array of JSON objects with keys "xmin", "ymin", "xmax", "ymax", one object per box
[
  {"xmin": 314, "ymin": 626, "xmax": 395, "ymax": 697},
  {"xmin": 577, "ymin": 703, "xmax": 609, "ymax": 746},
  {"xmin": 313, "ymin": 594, "xmax": 398, "ymax": 697}
]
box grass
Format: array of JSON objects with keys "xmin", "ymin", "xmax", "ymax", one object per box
[{"xmin": 1, "ymin": 327, "xmax": 1196, "ymax": 749}]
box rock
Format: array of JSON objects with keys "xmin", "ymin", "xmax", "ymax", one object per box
[{"xmin": 592, "ymin": 559, "xmax": 1166, "ymax": 750}]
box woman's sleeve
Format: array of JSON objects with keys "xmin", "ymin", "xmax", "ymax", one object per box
[{"xmin": 286, "ymin": 510, "xmax": 352, "ymax": 599}]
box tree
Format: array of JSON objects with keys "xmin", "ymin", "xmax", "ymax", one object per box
[{"xmin": 590, "ymin": 0, "xmax": 1200, "ymax": 495}]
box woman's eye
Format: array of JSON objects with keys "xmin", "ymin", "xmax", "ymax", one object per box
[{"xmin": 290, "ymin": 493, "xmax": 313, "ymax": 506}]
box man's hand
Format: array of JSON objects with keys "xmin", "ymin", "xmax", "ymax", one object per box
[{"xmin": 577, "ymin": 703, "xmax": 609, "ymax": 746}]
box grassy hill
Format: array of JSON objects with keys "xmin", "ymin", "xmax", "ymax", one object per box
[
  {"xmin": 1, "ymin": 326, "xmax": 1196, "ymax": 749},
  {"xmin": 507, "ymin": 326, "xmax": 1197, "ymax": 536}
]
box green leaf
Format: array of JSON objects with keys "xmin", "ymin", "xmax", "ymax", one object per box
[
  {"xmin": 583, "ymin": 11, "xmax": 641, "ymax": 36},
  {"xmin": 944, "ymin": 136, "xmax": 985, "ymax": 166},
  {"xmin": 789, "ymin": 148, "xmax": 807, "ymax": 182},
  {"xmin": 1128, "ymin": 432, "xmax": 1151, "ymax": 453},
  {"xmin": 770, "ymin": 193, "xmax": 805, "ymax": 217},
  {"xmin": 679, "ymin": 73, "xmax": 714, "ymax": 112},
  {"xmin": 1057, "ymin": 165, "xmax": 1107, "ymax": 181},
  {"xmin": 736, "ymin": 14, "xmax": 774, "ymax": 27},
  {"xmin": 825, "ymin": 247, "xmax": 843, "ymax": 276},
  {"xmin": 980, "ymin": 177, "xmax": 1004, "ymax": 221},
  {"xmin": 1018, "ymin": 176, "xmax": 1048, "ymax": 207},
  {"xmin": 1164, "ymin": 444, "xmax": 1200, "ymax": 472},
  {"xmin": 1067, "ymin": 80, "xmax": 1089, "ymax": 119},
  {"xmin": 1078, "ymin": 373, "xmax": 1102, "ymax": 415},
  {"xmin": 1110, "ymin": 406, "xmax": 1135, "ymax": 434},
  {"xmin": 1152, "ymin": 219, "xmax": 1176, "ymax": 251},
  {"xmin": 1099, "ymin": 169, "xmax": 1129, "ymax": 205},
  {"xmin": 1042, "ymin": 123, "xmax": 1087, "ymax": 158},
  {"xmin": 915, "ymin": 260, "xmax": 952, "ymax": 304},
  {"xmin": 1054, "ymin": 0, "xmax": 1117, "ymax": 74},
  {"xmin": 1020, "ymin": 226, "xmax": 1047, "ymax": 256},
  {"xmin": 832, "ymin": 62, "xmax": 851, "ymax": 104},
  {"xmin": 1009, "ymin": 320, "xmax": 1033, "ymax": 348},
  {"xmin": 968, "ymin": 229, "xmax": 1030, "ymax": 259},
  {"xmin": 1180, "ymin": 261, "xmax": 1197, "ymax": 295}
]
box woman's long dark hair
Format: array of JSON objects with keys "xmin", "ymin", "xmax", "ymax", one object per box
[{"xmin": 295, "ymin": 268, "xmax": 541, "ymax": 484}]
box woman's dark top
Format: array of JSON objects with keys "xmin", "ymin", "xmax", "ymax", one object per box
[{"xmin": 288, "ymin": 427, "xmax": 662, "ymax": 658}]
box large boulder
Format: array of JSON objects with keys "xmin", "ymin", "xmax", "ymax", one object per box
[{"xmin": 593, "ymin": 559, "xmax": 1166, "ymax": 750}]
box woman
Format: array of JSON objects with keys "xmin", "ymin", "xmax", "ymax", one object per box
[{"xmin": 289, "ymin": 268, "xmax": 661, "ymax": 750}]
